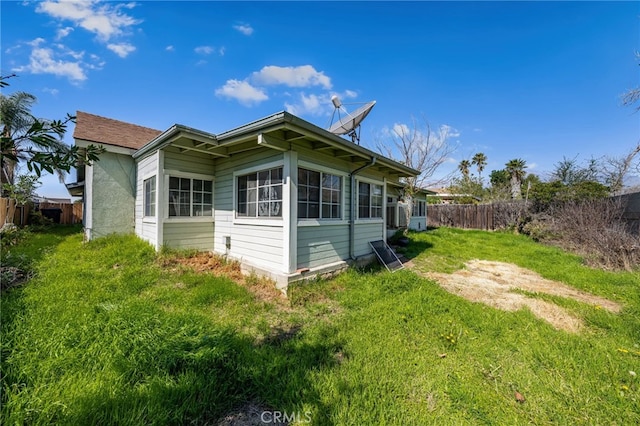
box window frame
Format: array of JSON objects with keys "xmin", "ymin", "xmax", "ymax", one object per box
[
  {"xmin": 143, "ymin": 175, "xmax": 156, "ymax": 218},
  {"xmin": 356, "ymin": 178, "xmax": 384, "ymax": 221},
  {"xmin": 412, "ymin": 199, "xmax": 426, "ymax": 217},
  {"xmin": 233, "ymin": 160, "xmax": 285, "ymax": 226},
  {"xmin": 297, "ymin": 167, "xmax": 343, "ymax": 221},
  {"xmin": 296, "ymin": 161, "xmax": 347, "ymax": 227},
  {"xmin": 164, "ymin": 171, "xmax": 214, "ymax": 222}
]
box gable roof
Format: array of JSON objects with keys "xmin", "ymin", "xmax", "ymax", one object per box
[{"xmin": 73, "ymin": 111, "xmax": 162, "ymax": 150}]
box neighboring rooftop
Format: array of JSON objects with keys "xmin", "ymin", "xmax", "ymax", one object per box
[{"xmin": 73, "ymin": 111, "xmax": 162, "ymax": 150}]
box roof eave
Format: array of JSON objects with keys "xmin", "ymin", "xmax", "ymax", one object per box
[
  {"xmin": 215, "ymin": 111, "xmax": 419, "ymax": 177},
  {"xmin": 132, "ymin": 124, "xmax": 219, "ymax": 159}
]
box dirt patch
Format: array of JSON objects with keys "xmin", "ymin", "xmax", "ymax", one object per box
[
  {"xmin": 416, "ymin": 260, "xmax": 621, "ymax": 333},
  {"xmin": 217, "ymin": 400, "xmax": 288, "ymax": 425},
  {"xmin": 161, "ymin": 252, "xmax": 288, "ymax": 307}
]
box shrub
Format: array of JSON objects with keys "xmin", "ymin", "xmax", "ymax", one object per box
[{"xmin": 544, "ymin": 198, "xmax": 639, "ymax": 270}]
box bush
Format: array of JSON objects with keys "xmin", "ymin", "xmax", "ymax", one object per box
[
  {"xmin": 28, "ymin": 210, "xmax": 55, "ymax": 229},
  {"xmin": 543, "ymin": 198, "xmax": 639, "ymax": 270},
  {"xmin": 0, "ymin": 226, "xmax": 30, "ymax": 251}
]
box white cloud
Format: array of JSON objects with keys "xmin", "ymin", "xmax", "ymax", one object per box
[
  {"xmin": 285, "ymin": 89, "xmax": 357, "ymax": 116},
  {"xmin": 215, "ymin": 79, "xmax": 268, "ymax": 106},
  {"xmin": 166, "ymin": 45, "xmax": 174, "ymax": 52},
  {"xmin": 55, "ymin": 26, "xmax": 74, "ymax": 40},
  {"xmin": 107, "ymin": 42, "xmax": 135, "ymax": 58},
  {"xmin": 285, "ymin": 93, "xmax": 323, "ymax": 116},
  {"xmin": 195, "ymin": 45, "xmax": 214, "ymax": 55},
  {"xmin": 251, "ymin": 65, "xmax": 332, "ymax": 89},
  {"xmin": 37, "ymin": 0, "xmax": 140, "ymax": 42},
  {"xmin": 342, "ymin": 89, "xmax": 358, "ymax": 99},
  {"xmin": 233, "ymin": 23, "xmax": 254, "ymax": 36},
  {"xmin": 386, "ymin": 123, "xmax": 460, "ymax": 149},
  {"xmin": 13, "ymin": 41, "xmax": 87, "ymax": 82},
  {"xmin": 219, "ymin": 46, "xmax": 225, "ymax": 56},
  {"xmin": 43, "ymin": 87, "xmax": 60, "ymax": 96}
]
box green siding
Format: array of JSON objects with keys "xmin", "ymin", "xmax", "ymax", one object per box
[
  {"xmin": 164, "ymin": 146, "xmax": 214, "ymax": 175},
  {"xmin": 297, "ymin": 224, "xmax": 349, "ymax": 269},
  {"xmin": 164, "ymin": 222, "xmax": 214, "ymax": 250}
]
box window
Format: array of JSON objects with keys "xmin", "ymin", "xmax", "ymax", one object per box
[
  {"xmin": 358, "ymin": 182, "xmax": 383, "ymax": 219},
  {"xmin": 237, "ymin": 167, "xmax": 283, "ymax": 218},
  {"xmin": 168, "ymin": 177, "xmax": 212, "ymax": 217},
  {"xmin": 298, "ymin": 168, "xmax": 342, "ymax": 219},
  {"xmin": 144, "ymin": 176, "xmax": 156, "ymax": 217},
  {"xmin": 413, "ymin": 200, "xmax": 426, "ymax": 217}
]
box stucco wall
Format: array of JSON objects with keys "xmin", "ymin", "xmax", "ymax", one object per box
[{"xmin": 89, "ymin": 151, "xmax": 136, "ymax": 238}]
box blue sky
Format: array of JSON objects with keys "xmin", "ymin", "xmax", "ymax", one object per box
[{"xmin": 2, "ymin": 1, "xmax": 639, "ymax": 198}]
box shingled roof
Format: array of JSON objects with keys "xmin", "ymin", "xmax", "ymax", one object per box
[{"xmin": 73, "ymin": 111, "xmax": 162, "ymax": 150}]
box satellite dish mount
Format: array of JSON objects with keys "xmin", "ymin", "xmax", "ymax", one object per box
[{"xmin": 328, "ymin": 96, "xmax": 376, "ymax": 145}]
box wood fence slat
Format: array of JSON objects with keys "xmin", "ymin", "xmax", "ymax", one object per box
[
  {"xmin": 427, "ymin": 202, "xmax": 524, "ymax": 231},
  {"xmin": 1, "ymin": 198, "xmax": 83, "ymax": 226}
]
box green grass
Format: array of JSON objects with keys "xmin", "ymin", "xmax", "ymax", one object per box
[{"xmin": 2, "ymin": 227, "xmax": 640, "ymax": 424}]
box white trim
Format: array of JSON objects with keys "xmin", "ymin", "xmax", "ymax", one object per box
[
  {"xmin": 163, "ymin": 169, "xmax": 214, "ymax": 180},
  {"xmin": 297, "ymin": 219, "xmax": 348, "ymax": 227},
  {"xmin": 142, "ymin": 218, "xmax": 157, "ymax": 224},
  {"xmin": 142, "ymin": 175, "xmax": 157, "ymax": 219},
  {"xmin": 156, "ymin": 150, "xmax": 164, "ymax": 249},
  {"xmin": 283, "ymin": 151, "xmax": 298, "ymax": 274},
  {"xmin": 231, "ymin": 160, "xmax": 284, "ymax": 178},
  {"xmin": 164, "ymin": 173, "xmax": 214, "ymax": 220},
  {"xmin": 233, "ymin": 218, "xmax": 284, "ymax": 227},
  {"xmin": 383, "ymin": 177, "xmax": 387, "ymax": 242},
  {"xmin": 355, "ymin": 176, "xmax": 384, "ymax": 220},
  {"xmin": 297, "ymin": 162, "xmax": 347, "ymax": 222},
  {"xmin": 164, "ymin": 217, "xmax": 215, "ymax": 224},
  {"xmin": 232, "ymin": 160, "xmax": 285, "ymax": 223},
  {"xmin": 84, "ymin": 162, "xmax": 93, "ymax": 239}
]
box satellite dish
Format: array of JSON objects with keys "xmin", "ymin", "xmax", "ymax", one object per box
[{"xmin": 328, "ymin": 96, "xmax": 376, "ymax": 144}]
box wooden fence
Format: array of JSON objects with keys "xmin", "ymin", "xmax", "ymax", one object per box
[
  {"xmin": 427, "ymin": 202, "xmax": 525, "ymax": 231},
  {"xmin": 0, "ymin": 198, "xmax": 83, "ymax": 226},
  {"xmin": 427, "ymin": 194, "xmax": 640, "ymax": 233}
]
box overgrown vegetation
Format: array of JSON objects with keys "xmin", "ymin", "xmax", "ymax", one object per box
[
  {"xmin": 2, "ymin": 227, "xmax": 639, "ymax": 424},
  {"xmin": 443, "ymin": 153, "xmax": 640, "ymax": 271}
]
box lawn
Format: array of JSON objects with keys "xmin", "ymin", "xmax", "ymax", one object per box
[{"xmin": 1, "ymin": 226, "xmax": 639, "ymax": 424}]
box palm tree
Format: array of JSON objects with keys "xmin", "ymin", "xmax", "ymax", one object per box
[
  {"xmin": 1, "ymin": 91, "xmax": 72, "ymax": 188},
  {"xmin": 505, "ymin": 158, "xmax": 527, "ymax": 199},
  {"xmin": 458, "ymin": 159, "xmax": 471, "ymax": 179},
  {"xmin": 1, "ymin": 91, "xmax": 36, "ymax": 186},
  {"xmin": 472, "ymin": 152, "xmax": 487, "ymax": 182}
]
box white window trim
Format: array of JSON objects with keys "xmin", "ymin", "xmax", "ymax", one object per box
[
  {"xmin": 412, "ymin": 199, "xmax": 427, "ymax": 217},
  {"xmin": 356, "ymin": 177, "xmax": 384, "ymax": 221},
  {"xmin": 163, "ymin": 172, "xmax": 215, "ymax": 221},
  {"xmin": 143, "ymin": 175, "xmax": 157, "ymax": 220},
  {"xmin": 297, "ymin": 161, "xmax": 348, "ymax": 224},
  {"xmin": 232, "ymin": 160, "xmax": 285, "ymax": 226},
  {"xmin": 298, "ymin": 219, "xmax": 349, "ymax": 227}
]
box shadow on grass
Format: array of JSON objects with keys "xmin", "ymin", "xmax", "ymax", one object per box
[
  {"xmin": 58, "ymin": 325, "xmax": 339, "ymax": 425},
  {"xmin": 398, "ymin": 234, "xmax": 433, "ymax": 261}
]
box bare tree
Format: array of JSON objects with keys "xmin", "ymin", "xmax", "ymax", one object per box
[
  {"xmin": 602, "ymin": 143, "xmax": 640, "ymax": 195},
  {"xmin": 374, "ymin": 116, "xmax": 458, "ymax": 229},
  {"xmin": 621, "ymin": 51, "xmax": 640, "ymax": 112}
]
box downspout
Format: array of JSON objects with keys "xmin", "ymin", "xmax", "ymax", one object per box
[{"xmin": 350, "ymin": 156, "xmax": 377, "ymax": 260}]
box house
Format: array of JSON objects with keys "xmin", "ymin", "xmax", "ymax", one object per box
[
  {"xmin": 426, "ymin": 187, "xmax": 480, "ymax": 204},
  {"xmin": 68, "ymin": 111, "xmax": 426, "ymax": 289}
]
